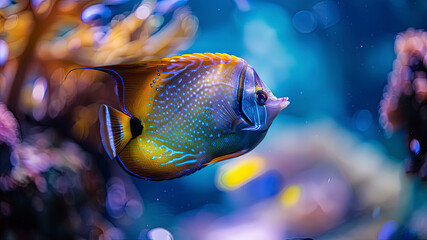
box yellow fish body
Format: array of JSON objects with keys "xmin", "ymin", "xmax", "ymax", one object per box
[{"xmin": 95, "ymin": 53, "xmax": 289, "ymax": 180}]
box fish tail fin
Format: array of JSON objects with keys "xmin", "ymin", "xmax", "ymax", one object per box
[{"xmin": 99, "ymin": 104, "xmax": 133, "ymax": 159}]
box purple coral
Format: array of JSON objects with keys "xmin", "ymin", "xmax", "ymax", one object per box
[
  {"xmin": 0, "ymin": 103, "xmax": 19, "ymax": 147},
  {"xmin": 380, "ymin": 29, "xmax": 427, "ymax": 180}
]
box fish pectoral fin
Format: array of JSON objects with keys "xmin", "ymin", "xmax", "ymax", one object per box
[
  {"xmin": 231, "ymin": 118, "xmax": 250, "ymax": 132},
  {"xmin": 99, "ymin": 104, "xmax": 133, "ymax": 159},
  {"xmin": 213, "ymin": 99, "xmax": 240, "ymax": 131},
  {"xmin": 229, "ymin": 118, "xmax": 256, "ymax": 132}
]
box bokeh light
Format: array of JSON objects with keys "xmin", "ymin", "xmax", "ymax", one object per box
[
  {"xmin": 292, "ymin": 10, "xmax": 317, "ymax": 34},
  {"xmin": 0, "ymin": 40, "xmax": 8, "ymax": 65},
  {"xmin": 147, "ymin": 227, "xmax": 174, "ymax": 240},
  {"xmin": 378, "ymin": 220, "xmax": 399, "ymax": 240},
  {"xmin": 410, "ymin": 139, "xmax": 421, "ymax": 155},
  {"xmin": 32, "ymin": 76, "xmax": 47, "ymax": 105},
  {"xmin": 81, "ymin": 4, "xmax": 112, "ymax": 25},
  {"xmin": 0, "ymin": 0, "xmax": 10, "ymax": 8},
  {"xmin": 135, "ymin": 3, "xmax": 153, "ymax": 20},
  {"xmin": 279, "ymin": 185, "xmax": 302, "ymax": 207},
  {"xmin": 216, "ymin": 156, "xmax": 265, "ymax": 191},
  {"xmin": 312, "ymin": 0, "xmax": 341, "ymax": 29},
  {"xmin": 353, "ymin": 109, "xmax": 373, "ymax": 131}
]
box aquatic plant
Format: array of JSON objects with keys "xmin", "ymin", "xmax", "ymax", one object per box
[{"xmin": 380, "ymin": 29, "xmax": 427, "ymax": 180}]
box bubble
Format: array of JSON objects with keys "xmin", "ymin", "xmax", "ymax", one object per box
[
  {"xmin": 312, "ymin": 0, "xmax": 341, "ymax": 29},
  {"xmin": 0, "ymin": 40, "xmax": 8, "ymax": 66},
  {"xmin": 81, "ymin": 4, "xmax": 112, "ymax": 25},
  {"xmin": 147, "ymin": 228, "xmax": 173, "ymax": 240},
  {"xmin": 353, "ymin": 109, "xmax": 373, "ymax": 131},
  {"xmin": 410, "ymin": 139, "xmax": 421, "ymax": 155},
  {"xmin": 292, "ymin": 10, "xmax": 317, "ymax": 34}
]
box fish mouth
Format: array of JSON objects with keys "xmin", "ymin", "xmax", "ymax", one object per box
[
  {"xmin": 271, "ymin": 96, "xmax": 290, "ymax": 110},
  {"xmin": 237, "ymin": 63, "xmax": 255, "ymax": 126},
  {"xmin": 280, "ymin": 97, "xmax": 290, "ymax": 109}
]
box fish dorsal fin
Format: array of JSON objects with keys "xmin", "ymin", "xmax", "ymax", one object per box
[{"xmin": 94, "ymin": 53, "xmax": 238, "ymax": 117}]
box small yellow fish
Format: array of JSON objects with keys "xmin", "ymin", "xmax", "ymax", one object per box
[{"xmin": 91, "ymin": 53, "xmax": 288, "ymax": 180}]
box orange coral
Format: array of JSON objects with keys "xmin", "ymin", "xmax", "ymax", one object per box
[{"xmin": 0, "ymin": 0, "xmax": 198, "ymax": 146}]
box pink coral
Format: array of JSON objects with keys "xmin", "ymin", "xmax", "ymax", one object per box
[
  {"xmin": 0, "ymin": 103, "xmax": 19, "ymax": 147},
  {"xmin": 379, "ymin": 28, "xmax": 427, "ymax": 179}
]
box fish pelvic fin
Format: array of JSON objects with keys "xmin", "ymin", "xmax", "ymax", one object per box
[{"xmin": 99, "ymin": 104, "xmax": 141, "ymax": 159}]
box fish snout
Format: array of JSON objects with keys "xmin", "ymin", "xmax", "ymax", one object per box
[
  {"xmin": 268, "ymin": 96, "xmax": 290, "ymax": 111},
  {"xmin": 278, "ymin": 97, "xmax": 290, "ymax": 110},
  {"xmin": 265, "ymin": 96, "xmax": 289, "ymax": 128}
]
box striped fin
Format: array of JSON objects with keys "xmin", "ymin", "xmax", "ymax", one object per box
[
  {"xmin": 99, "ymin": 104, "xmax": 133, "ymax": 159},
  {"xmin": 176, "ymin": 52, "xmax": 234, "ymax": 65}
]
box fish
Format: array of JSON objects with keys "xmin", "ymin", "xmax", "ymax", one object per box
[{"xmin": 87, "ymin": 53, "xmax": 289, "ymax": 180}]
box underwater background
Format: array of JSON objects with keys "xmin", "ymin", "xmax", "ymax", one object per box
[{"xmin": 1, "ymin": 0, "xmax": 427, "ymax": 239}]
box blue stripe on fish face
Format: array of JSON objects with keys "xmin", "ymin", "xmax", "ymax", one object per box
[{"xmin": 240, "ymin": 66, "xmax": 268, "ymax": 131}]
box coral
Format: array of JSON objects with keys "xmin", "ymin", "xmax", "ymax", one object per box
[
  {"xmin": 0, "ymin": 0, "xmax": 198, "ymax": 145},
  {"xmin": 380, "ymin": 29, "xmax": 427, "ymax": 180},
  {"xmin": 0, "ymin": 103, "xmax": 19, "ymax": 146}
]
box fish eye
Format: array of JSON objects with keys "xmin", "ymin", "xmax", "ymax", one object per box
[{"xmin": 255, "ymin": 90, "xmax": 268, "ymax": 105}]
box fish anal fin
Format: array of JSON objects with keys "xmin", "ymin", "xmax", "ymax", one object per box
[
  {"xmin": 203, "ymin": 150, "xmax": 247, "ymax": 167},
  {"xmin": 115, "ymin": 137, "xmax": 203, "ymax": 180}
]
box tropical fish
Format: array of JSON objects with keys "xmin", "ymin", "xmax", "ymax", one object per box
[{"xmin": 91, "ymin": 53, "xmax": 289, "ymax": 180}]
